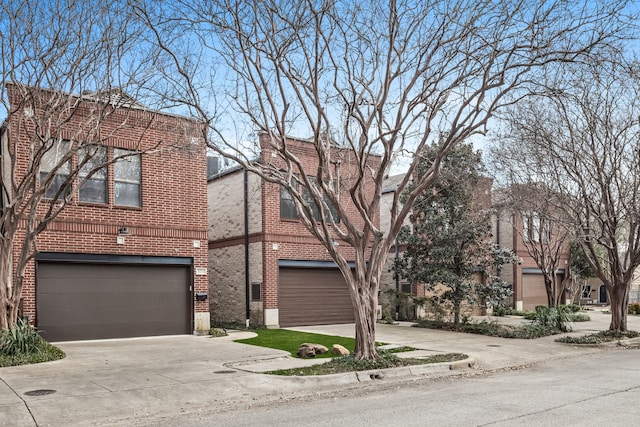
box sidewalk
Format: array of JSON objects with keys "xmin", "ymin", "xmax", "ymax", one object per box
[{"xmin": 0, "ymin": 309, "xmax": 633, "ymax": 426}]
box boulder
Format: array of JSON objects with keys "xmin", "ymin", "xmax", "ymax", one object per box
[
  {"xmin": 297, "ymin": 343, "xmax": 328, "ymax": 358},
  {"xmin": 332, "ymin": 344, "xmax": 350, "ymax": 356},
  {"xmin": 311, "ymin": 343, "xmax": 328, "ymax": 354},
  {"xmin": 297, "ymin": 343, "xmax": 317, "ymax": 358}
]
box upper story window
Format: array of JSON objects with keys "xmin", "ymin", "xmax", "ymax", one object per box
[
  {"xmin": 280, "ymin": 186, "xmax": 297, "ymax": 219},
  {"xmin": 40, "ymin": 139, "xmax": 71, "ymax": 200},
  {"xmin": 114, "ymin": 148, "xmax": 141, "ymax": 207},
  {"xmin": 78, "ymin": 146, "xmax": 107, "ymax": 204},
  {"xmin": 523, "ymin": 212, "xmax": 551, "ymax": 244},
  {"xmin": 280, "ymin": 177, "xmax": 339, "ymax": 222}
]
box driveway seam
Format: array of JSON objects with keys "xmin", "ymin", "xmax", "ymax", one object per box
[{"xmin": 0, "ymin": 376, "xmax": 37, "ymax": 426}]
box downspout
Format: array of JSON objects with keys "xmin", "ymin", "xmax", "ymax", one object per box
[{"xmin": 244, "ymin": 167, "xmax": 250, "ymax": 328}]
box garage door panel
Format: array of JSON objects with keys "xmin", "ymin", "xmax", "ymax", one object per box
[
  {"xmin": 37, "ymin": 262, "xmax": 190, "ymax": 341},
  {"xmin": 522, "ymin": 274, "xmax": 548, "ymax": 311},
  {"xmin": 279, "ymin": 268, "xmax": 355, "ymax": 327}
]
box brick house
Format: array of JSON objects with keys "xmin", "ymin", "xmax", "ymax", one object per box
[
  {"xmin": 208, "ymin": 133, "xmax": 379, "ymax": 328},
  {"xmin": 493, "ymin": 187, "xmax": 572, "ymax": 311},
  {"xmin": 0, "ymin": 85, "xmax": 209, "ymax": 341}
]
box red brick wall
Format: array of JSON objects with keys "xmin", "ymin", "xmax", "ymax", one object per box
[
  {"xmin": 6, "ymin": 86, "xmax": 209, "ymax": 325},
  {"xmin": 258, "ymin": 134, "xmax": 380, "ymax": 311},
  {"xmin": 207, "ymin": 133, "xmax": 380, "ymax": 324}
]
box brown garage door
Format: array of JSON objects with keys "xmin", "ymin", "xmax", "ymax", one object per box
[
  {"xmin": 37, "ymin": 263, "xmax": 191, "ymax": 341},
  {"xmin": 522, "ymin": 273, "xmax": 548, "ymax": 311},
  {"xmin": 278, "ymin": 268, "xmax": 355, "ymax": 327}
]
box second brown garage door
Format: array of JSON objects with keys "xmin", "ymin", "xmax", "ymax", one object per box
[
  {"xmin": 522, "ymin": 273, "xmax": 548, "ymax": 311},
  {"xmin": 37, "ymin": 262, "xmax": 191, "ymax": 342},
  {"xmin": 278, "ymin": 267, "xmax": 355, "ymax": 327}
]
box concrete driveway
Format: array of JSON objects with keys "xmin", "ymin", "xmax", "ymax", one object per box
[
  {"xmin": 0, "ymin": 308, "xmax": 636, "ymax": 426},
  {"xmin": 0, "ymin": 333, "xmax": 294, "ymax": 426}
]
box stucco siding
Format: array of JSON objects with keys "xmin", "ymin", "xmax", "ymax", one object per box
[
  {"xmin": 209, "ymin": 242, "xmax": 263, "ymax": 325},
  {"xmin": 208, "ymin": 170, "xmax": 262, "ymax": 241}
]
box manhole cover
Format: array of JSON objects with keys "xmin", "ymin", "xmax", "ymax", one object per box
[
  {"xmin": 487, "ymin": 344, "xmax": 501, "ymax": 348},
  {"xmin": 214, "ymin": 370, "xmax": 237, "ymax": 374},
  {"xmin": 24, "ymin": 389, "xmax": 56, "ymax": 396}
]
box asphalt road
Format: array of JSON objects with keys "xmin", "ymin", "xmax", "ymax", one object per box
[{"xmin": 138, "ymin": 347, "xmax": 640, "ymax": 427}]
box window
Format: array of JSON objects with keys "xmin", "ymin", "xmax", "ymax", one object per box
[
  {"xmin": 40, "ymin": 140, "xmax": 71, "ymax": 199},
  {"xmin": 523, "ymin": 212, "xmax": 551, "ymax": 244},
  {"xmin": 541, "ymin": 219, "xmax": 551, "ymax": 244},
  {"xmin": 581, "ymin": 285, "xmax": 592, "ymax": 299},
  {"xmin": 78, "ymin": 146, "xmax": 107, "ymax": 203},
  {"xmin": 114, "ymin": 148, "xmax": 141, "ymax": 207},
  {"xmin": 531, "ymin": 215, "xmax": 541, "ymax": 243},
  {"xmin": 280, "ymin": 186, "xmax": 297, "ymax": 219},
  {"xmin": 280, "ymin": 177, "xmax": 339, "ymax": 222}
]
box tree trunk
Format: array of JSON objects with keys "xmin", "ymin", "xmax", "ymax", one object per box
[
  {"xmin": 352, "ymin": 283, "xmax": 378, "ymax": 360},
  {"xmin": 609, "ymin": 283, "xmax": 629, "ymax": 332},
  {"xmin": 545, "ymin": 277, "xmax": 555, "ymax": 307},
  {"xmin": 0, "ymin": 240, "xmax": 16, "ymax": 330},
  {"xmin": 453, "ymin": 300, "xmax": 460, "ymax": 325}
]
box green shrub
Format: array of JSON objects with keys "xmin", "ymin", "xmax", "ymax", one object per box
[
  {"xmin": 568, "ymin": 313, "xmax": 591, "ymax": 322},
  {"xmin": 459, "ymin": 320, "xmax": 503, "ymax": 336},
  {"xmin": 565, "ymin": 304, "xmax": 582, "ymax": 313},
  {"xmin": 0, "ymin": 320, "xmax": 65, "ymax": 367},
  {"xmin": 0, "ymin": 341, "xmax": 65, "ymax": 367},
  {"xmin": 528, "ymin": 305, "xmax": 572, "ymax": 332},
  {"xmin": 209, "ymin": 328, "xmax": 228, "ymax": 337},
  {"xmin": 266, "ymin": 351, "xmax": 468, "ymax": 375},
  {"xmin": 628, "ymin": 303, "xmax": 640, "ymax": 315},
  {"xmin": 556, "ymin": 330, "xmax": 640, "ymax": 344},
  {"xmin": 414, "ymin": 318, "xmax": 560, "ymax": 339},
  {"xmin": 494, "ymin": 307, "xmax": 507, "ymax": 317},
  {"xmin": 500, "ymin": 324, "xmax": 558, "ymax": 339},
  {"xmin": 0, "ymin": 319, "xmax": 46, "ymax": 356}
]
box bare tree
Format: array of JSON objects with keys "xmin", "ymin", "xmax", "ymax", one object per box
[
  {"xmin": 0, "ymin": 1, "xmax": 171, "ymax": 329},
  {"xmin": 490, "ymin": 55, "xmax": 640, "ymax": 331},
  {"xmin": 135, "ymin": 0, "xmax": 631, "ymax": 358},
  {"xmin": 494, "ymin": 183, "xmax": 572, "ymax": 307}
]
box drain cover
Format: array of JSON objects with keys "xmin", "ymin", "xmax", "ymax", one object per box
[
  {"xmin": 214, "ymin": 370, "xmax": 236, "ymax": 374},
  {"xmin": 24, "ymin": 389, "xmax": 56, "ymax": 396},
  {"xmin": 487, "ymin": 344, "xmax": 501, "ymax": 347}
]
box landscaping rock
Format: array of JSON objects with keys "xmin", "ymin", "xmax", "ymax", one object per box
[
  {"xmin": 297, "ymin": 343, "xmax": 317, "ymax": 358},
  {"xmin": 297, "ymin": 343, "xmax": 332, "ymax": 358},
  {"xmin": 332, "ymin": 344, "xmax": 350, "ymax": 356},
  {"xmin": 311, "ymin": 343, "xmax": 328, "ymax": 354}
]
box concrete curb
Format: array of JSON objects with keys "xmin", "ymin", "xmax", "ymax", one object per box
[
  {"xmin": 355, "ymin": 357, "xmax": 477, "ymax": 382},
  {"xmin": 229, "ymin": 354, "xmax": 477, "ymax": 384},
  {"xmin": 556, "ymin": 335, "xmax": 640, "ymax": 348}
]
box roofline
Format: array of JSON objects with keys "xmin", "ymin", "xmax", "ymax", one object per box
[
  {"xmin": 4, "ymin": 82, "xmax": 204, "ymax": 124},
  {"xmin": 207, "ymin": 163, "xmax": 244, "ymax": 182}
]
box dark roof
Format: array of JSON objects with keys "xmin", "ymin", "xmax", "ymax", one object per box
[{"xmin": 382, "ymin": 173, "xmax": 407, "ymax": 194}]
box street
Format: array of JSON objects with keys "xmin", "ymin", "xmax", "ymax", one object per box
[{"xmin": 137, "ymin": 347, "xmax": 640, "ymax": 427}]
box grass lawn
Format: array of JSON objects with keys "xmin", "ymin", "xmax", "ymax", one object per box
[
  {"xmin": 233, "ymin": 328, "xmax": 467, "ymax": 375},
  {"xmin": 234, "ymin": 329, "xmax": 359, "ymax": 358}
]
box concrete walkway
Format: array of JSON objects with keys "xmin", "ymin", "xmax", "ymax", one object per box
[{"xmin": 0, "ymin": 308, "xmax": 636, "ymax": 426}]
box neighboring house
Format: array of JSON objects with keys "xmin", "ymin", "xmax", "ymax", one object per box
[
  {"xmin": 207, "ymin": 133, "xmax": 379, "ymax": 328},
  {"xmin": 379, "ymin": 173, "xmax": 493, "ymax": 319},
  {"xmin": 493, "ymin": 188, "xmax": 571, "ymax": 311},
  {"xmin": 379, "ymin": 174, "xmax": 412, "ymax": 296},
  {"xmin": 0, "ymin": 85, "xmax": 209, "ymax": 341}
]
